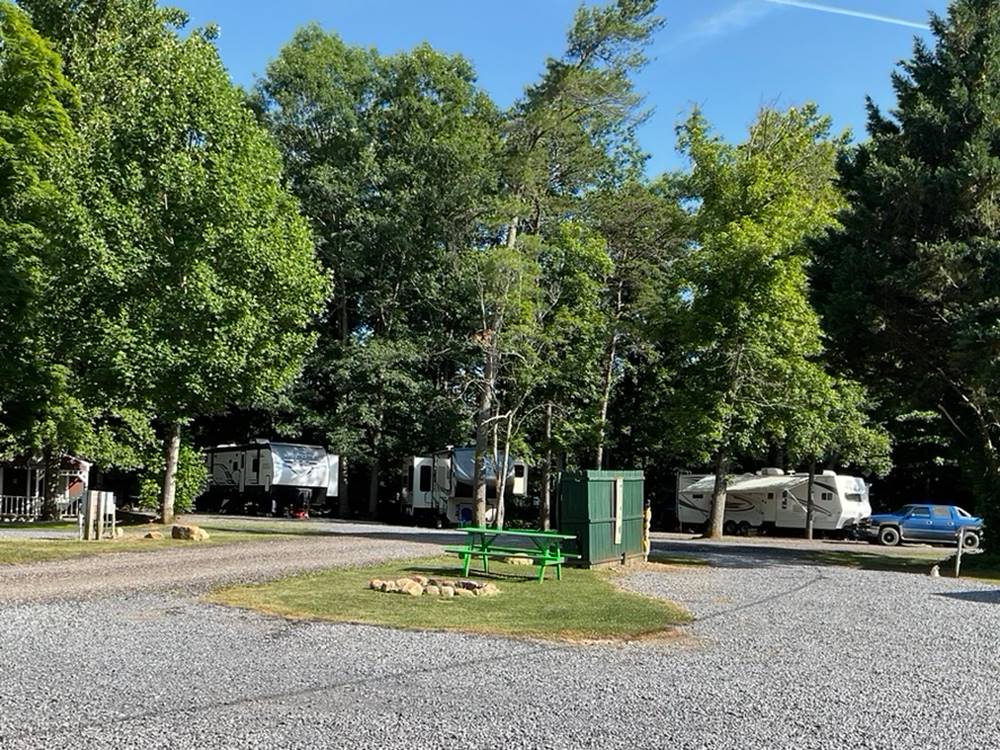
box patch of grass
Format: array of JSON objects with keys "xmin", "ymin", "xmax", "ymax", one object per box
[
  {"xmin": 952, "ymin": 551, "xmax": 1000, "ymax": 580},
  {"xmin": 208, "ymin": 556, "xmax": 691, "ymax": 642},
  {"xmin": 0, "ymin": 527, "xmax": 292, "ymax": 565}
]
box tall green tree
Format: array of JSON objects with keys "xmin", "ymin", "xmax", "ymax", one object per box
[
  {"xmin": 667, "ymin": 105, "xmax": 846, "ymax": 539},
  {"xmin": 25, "ymin": 0, "xmax": 327, "ymax": 523},
  {"xmin": 587, "ymin": 180, "xmax": 686, "ymax": 468},
  {"xmin": 0, "ymin": 2, "xmax": 110, "ymax": 515},
  {"xmin": 466, "ymin": 0, "xmax": 664, "ymax": 523},
  {"xmin": 814, "ymin": 0, "xmax": 1000, "ymax": 535},
  {"xmin": 256, "ymin": 27, "xmax": 502, "ymax": 517}
]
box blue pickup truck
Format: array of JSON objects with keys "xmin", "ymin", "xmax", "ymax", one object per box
[{"xmin": 856, "ymin": 504, "xmax": 983, "ymax": 548}]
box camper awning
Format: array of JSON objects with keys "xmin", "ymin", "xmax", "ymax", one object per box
[{"xmin": 683, "ymin": 473, "xmax": 808, "ymax": 494}]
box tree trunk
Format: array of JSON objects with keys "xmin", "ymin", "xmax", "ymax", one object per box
[
  {"xmin": 594, "ymin": 334, "xmax": 617, "ymax": 470},
  {"xmin": 337, "ymin": 456, "xmax": 350, "ymax": 517},
  {"xmin": 506, "ymin": 217, "xmax": 518, "ymax": 248},
  {"xmin": 539, "ymin": 402, "xmax": 553, "ymax": 531},
  {"xmin": 494, "ymin": 414, "xmax": 514, "ymax": 531},
  {"xmin": 805, "ymin": 457, "xmax": 817, "ymax": 541},
  {"xmin": 367, "ymin": 459, "xmax": 379, "ymax": 519},
  {"xmin": 41, "ymin": 446, "xmax": 60, "ymax": 521},
  {"xmin": 159, "ymin": 422, "xmax": 182, "ymax": 525},
  {"xmin": 704, "ymin": 451, "xmax": 728, "ymax": 539},
  {"xmin": 472, "ymin": 348, "xmax": 496, "ymax": 527}
]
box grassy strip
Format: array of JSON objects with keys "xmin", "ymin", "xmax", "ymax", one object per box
[
  {"xmin": 951, "ymin": 551, "xmax": 1000, "ymax": 580},
  {"xmin": 0, "ymin": 527, "xmax": 291, "ymax": 565},
  {"xmin": 208, "ymin": 555, "xmax": 691, "ymax": 642}
]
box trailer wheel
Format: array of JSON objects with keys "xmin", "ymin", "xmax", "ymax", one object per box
[
  {"xmin": 723, "ymin": 520, "xmax": 737, "ymax": 536},
  {"xmin": 878, "ymin": 525, "xmax": 901, "ymax": 546},
  {"xmin": 738, "ymin": 521, "xmax": 751, "ymax": 536}
]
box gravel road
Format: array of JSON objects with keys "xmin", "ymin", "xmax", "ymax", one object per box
[
  {"xmin": 0, "ymin": 535, "xmax": 437, "ymax": 604},
  {"xmin": 0, "ymin": 533, "xmax": 997, "ymax": 749}
]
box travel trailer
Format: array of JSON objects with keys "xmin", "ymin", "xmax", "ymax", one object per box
[
  {"xmin": 198, "ymin": 441, "xmax": 339, "ymax": 517},
  {"xmin": 402, "ymin": 447, "xmax": 528, "ymax": 526},
  {"xmin": 676, "ymin": 468, "xmax": 871, "ymax": 535}
]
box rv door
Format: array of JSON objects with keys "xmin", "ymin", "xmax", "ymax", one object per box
[{"xmin": 410, "ymin": 457, "xmax": 435, "ymax": 510}]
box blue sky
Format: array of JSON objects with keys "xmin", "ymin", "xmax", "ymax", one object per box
[{"xmin": 172, "ymin": 0, "xmax": 949, "ymax": 176}]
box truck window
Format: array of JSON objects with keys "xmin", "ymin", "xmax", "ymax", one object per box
[
  {"xmin": 910, "ymin": 507, "xmax": 931, "ymax": 518},
  {"xmin": 932, "ymin": 507, "xmax": 950, "ymax": 518},
  {"xmin": 419, "ymin": 465, "xmax": 431, "ymax": 493}
]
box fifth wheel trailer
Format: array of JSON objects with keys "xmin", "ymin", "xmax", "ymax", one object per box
[
  {"xmin": 402, "ymin": 447, "xmax": 528, "ymax": 525},
  {"xmin": 198, "ymin": 441, "xmax": 339, "ymax": 517},
  {"xmin": 676, "ymin": 468, "xmax": 871, "ymax": 534}
]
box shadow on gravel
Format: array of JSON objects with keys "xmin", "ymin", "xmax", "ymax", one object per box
[
  {"xmin": 935, "ymin": 590, "xmax": 1000, "ymax": 605},
  {"xmin": 649, "ymin": 540, "xmax": 948, "ymax": 577}
]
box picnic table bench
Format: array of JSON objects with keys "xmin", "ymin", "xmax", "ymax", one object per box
[{"xmin": 444, "ymin": 527, "xmax": 580, "ymax": 582}]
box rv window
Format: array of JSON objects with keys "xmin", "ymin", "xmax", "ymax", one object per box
[
  {"xmin": 419, "ymin": 465, "xmax": 432, "ymax": 493},
  {"xmin": 514, "ymin": 464, "xmax": 525, "ymax": 478},
  {"xmin": 251, "ymin": 458, "xmax": 260, "ymax": 473},
  {"xmin": 932, "ymin": 507, "xmax": 950, "ymax": 518},
  {"xmin": 845, "ymin": 493, "xmax": 863, "ymax": 502},
  {"xmin": 407, "ymin": 466, "xmax": 414, "ymax": 492},
  {"xmin": 821, "ymin": 492, "xmax": 833, "ymax": 501},
  {"xmin": 232, "ymin": 461, "xmax": 238, "ymax": 470},
  {"xmin": 767, "ymin": 493, "xmax": 774, "ymax": 500},
  {"xmin": 692, "ymin": 494, "xmax": 703, "ymax": 500}
]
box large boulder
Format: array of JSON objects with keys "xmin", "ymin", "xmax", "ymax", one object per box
[
  {"xmin": 144, "ymin": 531, "xmax": 163, "ymax": 540},
  {"xmin": 425, "ymin": 585, "xmax": 440, "ymax": 597},
  {"xmin": 440, "ymin": 586, "xmax": 455, "ymax": 599},
  {"xmin": 171, "ymin": 524, "xmax": 210, "ymax": 541}
]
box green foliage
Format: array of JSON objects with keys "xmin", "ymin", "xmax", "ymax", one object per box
[
  {"xmin": 138, "ymin": 441, "xmax": 207, "ymax": 513},
  {"xmin": 667, "ymin": 105, "xmax": 846, "ymax": 465},
  {"xmin": 256, "ymin": 26, "xmax": 502, "ymax": 501},
  {"xmin": 813, "ymin": 0, "xmax": 1000, "ymax": 533},
  {"xmin": 503, "ymin": 0, "xmax": 662, "ymax": 237},
  {"xmin": 0, "ymin": 1, "xmax": 100, "ymax": 460}
]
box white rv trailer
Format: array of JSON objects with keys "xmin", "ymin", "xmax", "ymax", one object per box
[
  {"xmin": 199, "ymin": 441, "xmax": 340, "ymax": 516},
  {"xmin": 402, "ymin": 447, "xmax": 528, "ymax": 525},
  {"xmin": 676, "ymin": 468, "xmax": 871, "ymax": 534}
]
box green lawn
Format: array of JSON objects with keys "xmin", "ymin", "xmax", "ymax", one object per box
[
  {"xmin": 0, "ymin": 527, "xmax": 291, "ymax": 565},
  {"xmin": 952, "ymin": 551, "xmax": 1000, "ymax": 580},
  {"xmin": 208, "ymin": 556, "xmax": 691, "ymax": 642}
]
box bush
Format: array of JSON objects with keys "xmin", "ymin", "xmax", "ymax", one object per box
[{"xmin": 137, "ymin": 442, "xmax": 208, "ymax": 514}]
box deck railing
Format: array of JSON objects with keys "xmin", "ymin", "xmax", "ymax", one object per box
[{"xmin": 0, "ymin": 495, "xmax": 42, "ymax": 520}]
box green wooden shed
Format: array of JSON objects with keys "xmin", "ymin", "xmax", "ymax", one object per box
[{"xmin": 557, "ymin": 470, "xmax": 645, "ymax": 566}]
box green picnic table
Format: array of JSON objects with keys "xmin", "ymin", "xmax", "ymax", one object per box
[{"xmin": 444, "ymin": 527, "xmax": 580, "ymax": 582}]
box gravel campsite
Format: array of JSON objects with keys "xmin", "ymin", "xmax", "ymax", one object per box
[{"xmin": 1, "ymin": 524, "xmax": 997, "ymax": 750}]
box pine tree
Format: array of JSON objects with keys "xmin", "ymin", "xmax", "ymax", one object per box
[{"xmin": 814, "ymin": 0, "xmax": 1000, "ymax": 534}]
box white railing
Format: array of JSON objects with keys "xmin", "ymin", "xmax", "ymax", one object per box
[{"xmin": 0, "ymin": 495, "xmax": 42, "ymax": 520}]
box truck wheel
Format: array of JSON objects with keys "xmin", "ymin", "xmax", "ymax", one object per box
[
  {"xmin": 878, "ymin": 526, "xmax": 901, "ymax": 546},
  {"xmin": 962, "ymin": 531, "xmax": 980, "ymax": 550},
  {"xmin": 723, "ymin": 520, "xmax": 737, "ymax": 536}
]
